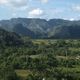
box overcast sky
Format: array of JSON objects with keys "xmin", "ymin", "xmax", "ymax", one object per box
[{"xmin": 0, "ymin": 0, "xmax": 80, "ymax": 20}]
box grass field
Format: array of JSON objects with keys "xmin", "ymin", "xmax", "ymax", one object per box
[{"xmin": 15, "ymin": 70, "xmax": 32, "ymax": 78}]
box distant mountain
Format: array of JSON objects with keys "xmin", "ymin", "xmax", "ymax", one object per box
[{"xmin": 0, "ymin": 18, "xmax": 80, "ymax": 39}]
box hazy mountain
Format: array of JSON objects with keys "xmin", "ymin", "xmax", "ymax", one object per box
[{"xmin": 0, "ymin": 18, "xmax": 80, "ymax": 39}]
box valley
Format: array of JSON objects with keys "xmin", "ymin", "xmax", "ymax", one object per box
[{"xmin": 0, "ymin": 30, "xmax": 80, "ymax": 80}]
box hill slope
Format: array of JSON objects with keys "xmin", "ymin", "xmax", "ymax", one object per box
[
  {"xmin": 0, "ymin": 28, "xmax": 23, "ymax": 46},
  {"xmin": 0, "ymin": 18, "xmax": 80, "ymax": 39}
]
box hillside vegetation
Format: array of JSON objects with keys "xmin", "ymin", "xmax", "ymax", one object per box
[
  {"xmin": 0, "ymin": 29, "xmax": 80, "ymax": 80},
  {"xmin": 0, "ymin": 18, "xmax": 80, "ymax": 38}
]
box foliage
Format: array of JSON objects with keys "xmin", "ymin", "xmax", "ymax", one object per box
[{"xmin": 0, "ymin": 29, "xmax": 80, "ymax": 79}]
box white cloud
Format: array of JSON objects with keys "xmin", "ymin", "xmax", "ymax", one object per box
[
  {"xmin": 28, "ymin": 8, "xmax": 44, "ymax": 18},
  {"xmin": 41, "ymin": 0, "xmax": 48, "ymax": 3},
  {"xmin": 9, "ymin": 0, "xmax": 27, "ymax": 7},
  {"xmin": 69, "ymin": 18, "xmax": 75, "ymax": 21},
  {"xmin": 72, "ymin": 5, "xmax": 80, "ymax": 12},
  {"xmin": 0, "ymin": 0, "xmax": 27, "ymax": 8},
  {"xmin": 0, "ymin": 0, "xmax": 8, "ymax": 5},
  {"xmin": 29, "ymin": 0, "xmax": 48, "ymax": 3}
]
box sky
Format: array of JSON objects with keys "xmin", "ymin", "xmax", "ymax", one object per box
[{"xmin": 0, "ymin": 0, "xmax": 80, "ymax": 20}]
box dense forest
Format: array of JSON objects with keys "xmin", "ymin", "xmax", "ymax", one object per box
[{"xmin": 0, "ymin": 28, "xmax": 80, "ymax": 80}]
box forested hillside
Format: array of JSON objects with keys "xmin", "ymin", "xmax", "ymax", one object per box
[
  {"xmin": 0, "ymin": 18, "xmax": 80, "ymax": 38},
  {"xmin": 0, "ymin": 29, "xmax": 80, "ymax": 80}
]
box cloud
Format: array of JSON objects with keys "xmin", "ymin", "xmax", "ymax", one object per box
[
  {"xmin": 28, "ymin": 8, "xmax": 44, "ymax": 18},
  {"xmin": 69, "ymin": 18, "xmax": 75, "ymax": 21},
  {"xmin": 0, "ymin": 0, "xmax": 27, "ymax": 8},
  {"xmin": 72, "ymin": 5, "xmax": 80, "ymax": 12},
  {"xmin": 30, "ymin": 0, "xmax": 48, "ymax": 3},
  {"xmin": 0, "ymin": 0, "xmax": 8, "ymax": 5},
  {"xmin": 9, "ymin": 0, "xmax": 27, "ymax": 7},
  {"xmin": 41, "ymin": 0, "xmax": 48, "ymax": 3}
]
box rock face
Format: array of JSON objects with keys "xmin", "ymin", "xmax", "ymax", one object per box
[{"xmin": 0, "ymin": 18, "xmax": 80, "ymax": 39}]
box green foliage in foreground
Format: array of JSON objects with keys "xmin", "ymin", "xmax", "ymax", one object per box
[{"xmin": 0, "ymin": 37, "xmax": 80, "ymax": 80}]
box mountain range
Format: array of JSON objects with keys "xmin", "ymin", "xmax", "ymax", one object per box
[{"xmin": 0, "ymin": 18, "xmax": 80, "ymax": 39}]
